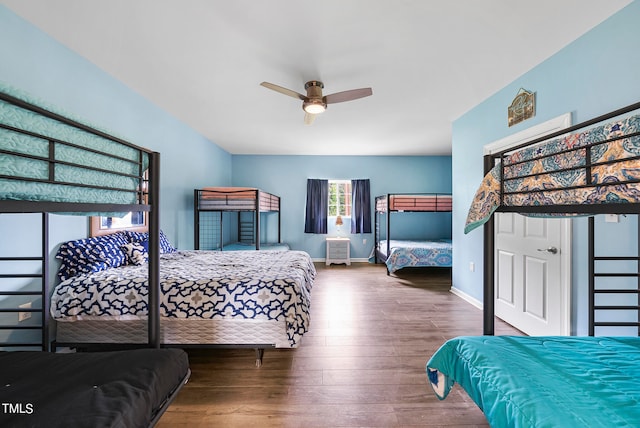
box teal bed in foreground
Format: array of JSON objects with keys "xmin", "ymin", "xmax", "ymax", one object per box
[{"xmin": 427, "ymin": 336, "xmax": 640, "ymax": 428}]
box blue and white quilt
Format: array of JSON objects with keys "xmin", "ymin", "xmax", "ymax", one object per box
[{"xmin": 51, "ymin": 250, "xmax": 316, "ymax": 346}]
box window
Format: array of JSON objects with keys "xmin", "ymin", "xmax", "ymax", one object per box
[{"xmin": 328, "ymin": 180, "xmax": 351, "ymax": 217}]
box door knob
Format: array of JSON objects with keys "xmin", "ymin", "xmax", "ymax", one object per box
[{"xmin": 537, "ymin": 247, "xmax": 558, "ymax": 254}]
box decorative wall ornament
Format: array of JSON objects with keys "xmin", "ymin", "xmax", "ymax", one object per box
[{"xmin": 508, "ymin": 88, "xmax": 536, "ymax": 127}]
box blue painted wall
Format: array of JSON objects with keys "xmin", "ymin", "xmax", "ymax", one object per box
[
  {"xmin": 0, "ymin": 5, "xmax": 453, "ymax": 270},
  {"xmin": 232, "ymin": 155, "xmax": 452, "ymax": 260},
  {"xmin": 0, "ymin": 5, "xmax": 232, "ymax": 253},
  {"xmin": 451, "ymin": 1, "xmax": 640, "ymax": 334}
]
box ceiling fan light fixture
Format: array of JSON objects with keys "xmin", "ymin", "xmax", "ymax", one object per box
[
  {"xmin": 303, "ymin": 100, "xmax": 326, "ymax": 114},
  {"xmin": 261, "ymin": 79, "xmax": 372, "ymax": 124}
]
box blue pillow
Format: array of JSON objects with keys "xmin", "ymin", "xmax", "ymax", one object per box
[
  {"xmin": 56, "ymin": 232, "xmax": 129, "ymax": 281},
  {"xmin": 124, "ymin": 230, "xmax": 176, "ymax": 253}
]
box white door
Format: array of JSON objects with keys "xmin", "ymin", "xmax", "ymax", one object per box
[
  {"xmin": 495, "ymin": 213, "xmax": 570, "ymax": 335},
  {"xmin": 484, "ymin": 113, "xmax": 573, "ymax": 336}
]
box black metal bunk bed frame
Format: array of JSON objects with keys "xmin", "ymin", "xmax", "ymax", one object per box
[
  {"xmin": 0, "ymin": 91, "xmax": 162, "ymax": 351},
  {"xmin": 482, "ymin": 100, "xmax": 640, "ymax": 336},
  {"xmin": 374, "ymin": 193, "xmax": 452, "ymax": 273},
  {"xmin": 193, "ymin": 188, "xmax": 282, "ymax": 250}
]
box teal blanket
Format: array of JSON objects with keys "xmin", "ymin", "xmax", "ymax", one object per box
[
  {"xmin": 427, "ymin": 336, "xmax": 640, "ymax": 427},
  {"xmin": 0, "ymin": 82, "xmax": 148, "ymax": 205}
]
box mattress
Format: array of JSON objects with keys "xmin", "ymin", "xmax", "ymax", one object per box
[
  {"xmin": 0, "ymin": 348, "xmax": 189, "ymax": 428},
  {"xmin": 56, "ymin": 318, "xmax": 292, "ymax": 348},
  {"xmin": 0, "ymin": 85, "xmax": 148, "ymax": 206},
  {"xmin": 52, "ymin": 250, "xmax": 315, "ymax": 347},
  {"xmin": 376, "ymin": 194, "xmax": 452, "ymax": 212},
  {"xmin": 465, "ymin": 113, "xmax": 640, "ymax": 233},
  {"xmin": 378, "ymin": 239, "xmax": 452, "ymax": 272},
  {"xmin": 427, "ymin": 336, "xmax": 640, "ymax": 428},
  {"xmin": 197, "ymin": 187, "xmax": 280, "ymax": 211}
]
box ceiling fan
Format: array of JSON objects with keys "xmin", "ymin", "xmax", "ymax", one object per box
[{"xmin": 260, "ymin": 80, "xmax": 373, "ymax": 125}]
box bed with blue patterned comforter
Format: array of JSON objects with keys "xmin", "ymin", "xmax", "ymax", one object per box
[
  {"xmin": 51, "ymin": 250, "xmax": 316, "ymax": 347},
  {"xmin": 378, "ymin": 239, "xmax": 452, "ymax": 273}
]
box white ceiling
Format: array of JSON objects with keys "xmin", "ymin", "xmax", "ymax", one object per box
[{"xmin": 1, "ymin": 0, "xmax": 632, "ymax": 156}]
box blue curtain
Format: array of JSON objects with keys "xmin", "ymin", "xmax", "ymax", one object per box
[
  {"xmin": 351, "ymin": 179, "xmax": 371, "ymax": 233},
  {"xmin": 304, "ymin": 179, "xmax": 328, "ymax": 234}
]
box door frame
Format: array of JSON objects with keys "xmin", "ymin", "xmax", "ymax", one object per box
[{"xmin": 484, "ymin": 113, "xmax": 572, "ymax": 335}]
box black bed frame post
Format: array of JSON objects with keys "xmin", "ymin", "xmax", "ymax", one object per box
[
  {"xmin": 41, "ymin": 212, "xmax": 50, "ymax": 351},
  {"xmin": 483, "ymin": 218, "xmax": 495, "ymax": 336},
  {"xmin": 218, "ymin": 211, "xmax": 223, "ymax": 251},
  {"xmin": 383, "ymin": 194, "xmax": 391, "ymax": 275},
  {"xmin": 148, "ymin": 152, "xmax": 161, "ymax": 349},
  {"xmin": 277, "ymin": 195, "xmax": 282, "ymax": 244},
  {"xmin": 373, "ymin": 201, "xmax": 379, "ymax": 263},
  {"xmin": 386, "ymin": 194, "xmax": 391, "ymax": 266},
  {"xmin": 588, "ymin": 216, "xmax": 595, "ymax": 336},
  {"xmin": 194, "ymin": 189, "xmax": 200, "ymax": 250},
  {"xmin": 483, "ymin": 154, "xmax": 495, "ymax": 336},
  {"xmin": 255, "ymin": 190, "xmax": 261, "ymax": 250}
]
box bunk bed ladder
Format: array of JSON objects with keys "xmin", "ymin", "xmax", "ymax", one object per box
[
  {"xmin": 588, "ymin": 215, "xmax": 640, "ymax": 336},
  {"xmin": 238, "ymin": 212, "xmax": 255, "ymax": 245},
  {"xmin": 0, "ymin": 213, "xmax": 49, "ymax": 351}
]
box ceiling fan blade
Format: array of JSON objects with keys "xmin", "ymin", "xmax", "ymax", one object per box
[
  {"xmin": 324, "ymin": 87, "xmax": 373, "ymax": 104},
  {"xmin": 304, "ymin": 112, "xmax": 316, "ymax": 125},
  {"xmin": 260, "ymin": 82, "xmax": 306, "ymax": 101}
]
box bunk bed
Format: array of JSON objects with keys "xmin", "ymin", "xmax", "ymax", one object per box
[
  {"xmin": 373, "ymin": 193, "xmax": 452, "ymax": 273},
  {"xmin": 194, "ymin": 187, "xmax": 289, "ymax": 251},
  {"xmin": 425, "ymin": 101, "xmax": 640, "ymax": 427},
  {"xmin": 0, "ymin": 87, "xmax": 189, "ymax": 426}
]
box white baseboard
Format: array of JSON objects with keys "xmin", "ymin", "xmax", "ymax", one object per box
[{"xmin": 450, "ymin": 286, "xmax": 483, "ymax": 310}]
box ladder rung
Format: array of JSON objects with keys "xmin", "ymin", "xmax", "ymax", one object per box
[
  {"xmin": 594, "ymin": 273, "xmax": 640, "ymax": 277},
  {"xmin": 0, "ymin": 343, "xmax": 43, "ymax": 347},
  {"xmin": 594, "ymin": 322, "xmax": 640, "ymax": 327},
  {"xmin": 0, "ymin": 274, "xmax": 43, "ymax": 279},
  {"xmin": 0, "ymin": 325, "xmax": 43, "ymax": 330},
  {"xmin": 0, "ymin": 291, "xmax": 43, "ymax": 296},
  {"xmin": 594, "ymin": 305, "xmax": 640, "ymax": 310}
]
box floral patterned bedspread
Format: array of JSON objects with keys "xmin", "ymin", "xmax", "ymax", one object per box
[
  {"xmin": 380, "ymin": 239, "xmax": 452, "ymax": 273},
  {"xmin": 51, "ymin": 250, "xmax": 316, "ymax": 346},
  {"xmin": 465, "ymin": 113, "xmax": 640, "ymax": 233}
]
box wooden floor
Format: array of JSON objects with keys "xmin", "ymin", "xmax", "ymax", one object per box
[{"xmin": 158, "ymin": 262, "xmax": 522, "ymax": 427}]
